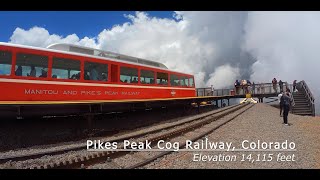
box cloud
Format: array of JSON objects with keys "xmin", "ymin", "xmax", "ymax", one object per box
[
  {"xmin": 10, "ymin": 26, "xmax": 97, "ymax": 48},
  {"xmin": 244, "ymin": 11, "xmax": 320, "ymax": 114},
  {"xmin": 8, "ymin": 12, "xmax": 248, "ymax": 89}
]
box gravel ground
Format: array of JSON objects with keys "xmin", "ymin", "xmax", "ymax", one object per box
[
  {"xmin": 147, "ymin": 103, "xmax": 320, "ymax": 169},
  {"xmin": 0, "ymin": 105, "xmax": 241, "ymax": 169},
  {"xmin": 0, "ymin": 149, "xmax": 93, "ymax": 169},
  {"xmin": 87, "ymin": 105, "xmax": 246, "ymax": 169},
  {"xmin": 0, "ymin": 105, "xmax": 237, "ymax": 160}
]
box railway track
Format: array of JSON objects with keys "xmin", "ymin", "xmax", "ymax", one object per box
[
  {"xmin": 127, "ymin": 103, "xmax": 254, "ymax": 169},
  {"xmin": 0, "ymin": 103, "xmax": 252, "ymax": 169},
  {"xmin": 0, "ymin": 104, "xmax": 239, "ymax": 163}
]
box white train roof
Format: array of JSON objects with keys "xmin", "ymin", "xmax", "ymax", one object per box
[
  {"xmin": 0, "ymin": 42, "xmax": 194, "ymax": 76},
  {"xmin": 47, "ymin": 43, "xmax": 168, "ymax": 69}
]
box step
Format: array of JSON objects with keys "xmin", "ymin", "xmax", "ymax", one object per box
[
  {"xmin": 293, "ymin": 111, "xmax": 311, "ymax": 114},
  {"xmin": 293, "ymin": 107, "xmax": 310, "ymax": 109},
  {"xmin": 294, "ymin": 96, "xmax": 309, "ymax": 99},
  {"xmin": 292, "ymin": 93, "xmax": 304, "ymax": 96},
  {"xmin": 294, "ymin": 103, "xmax": 309, "ymax": 105},
  {"xmin": 293, "ymin": 112, "xmax": 313, "ymax": 115},
  {"xmin": 293, "ymin": 107, "xmax": 312, "ymax": 110},
  {"xmin": 293, "ymin": 106, "xmax": 311, "ymax": 110},
  {"xmin": 293, "ymin": 92, "xmax": 305, "ymax": 95},
  {"xmin": 293, "ymin": 93, "xmax": 305, "ymax": 95},
  {"xmin": 293, "ymin": 110, "xmax": 313, "ymax": 114},
  {"xmin": 294, "ymin": 104, "xmax": 310, "ymax": 107},
  {"xmin": 293, "ymin": 98, "xmax": 307, "ymax": 101},
  {"xmin": 294, "ymin": 102, "xmax": 309, "ymax": 104},
  {"xmin": 293, "ymin": 96, "xmax": 306, "ymax": 98},
  {"xmin": 293, "ymin": 112, "xmax": 313, "ymax": 116},
  {"xmin": 294, "ymin": 103, "xmax": 310, "ymax": 105},
  {"xmin": 293, "ymin": 105, "xmax": 311, "ymax": 107},
  {"xmin": 293, "ymin": 97, "xmax": 307, "ymax": 100},
  {"xmin": 293, "ymin": 109, "xmax": 313, "ymax": 112},
  {"xmin": 293, "ymin": 100, "xmax": 308, "ymax": 103},
  {"xmin": 293, "ymin": 107, "xmax": 310, "ymax": 110}
]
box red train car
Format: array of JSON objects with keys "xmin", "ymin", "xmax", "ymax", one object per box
[{"xmin": 0, "ymin": 42, "xmax": 196, "ymax": 104}]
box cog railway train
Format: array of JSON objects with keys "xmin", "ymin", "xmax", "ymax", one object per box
[{"xmin": 0, "ymin": 42, "xmax": 196, "ymax": 105}]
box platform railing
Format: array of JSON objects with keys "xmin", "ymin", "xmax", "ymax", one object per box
[
  {"xmin": 196, "ymin": 88, "xmax": 231, "ymax": 97},
  {"xmin": 196, "ymin": 82, "xmax": 293, "ymax": 97}
]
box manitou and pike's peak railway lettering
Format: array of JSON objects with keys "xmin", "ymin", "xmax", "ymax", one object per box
[{"xmin": 24, "ymin": 89, "xmax": 140, "ymax": 96}]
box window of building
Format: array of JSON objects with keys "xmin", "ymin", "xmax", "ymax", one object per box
[
  {"xmin": 170, "ymin": 74, "xmax": 180, "ymax": 87},
  {"xmin": 15, "ymin": 53, "xmax": 48, "ymax": 78},
  {"xmin": 189, "ymin": 77, "xmax": 194, "ymax": 87},
  {"xmin": 180, "ymin": 76, "xmax": 189, "ymax": 87},
  {"xmin": 156, "ymin": 72, "xmax": 168, "ymax": 85},
  {"xmin": 52, "ymin": 57, "xmax": 81, "ymax": 80},
  {"xmin": 120, "ymin": 66, "xmax": 138, "ymax": 83},
  {"xmin": 140, "ymin": 69, "xmax": 155, "ymax": 84},
  {"xmin": 0, "ymin": 50, "xmax": 12, "ymax": 76},
  {"xmin": 84, "ymin": 61, "xmax": 108, "ymax": 81}
]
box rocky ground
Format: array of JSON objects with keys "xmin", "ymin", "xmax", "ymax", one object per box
[{"xmin": 146, "ymin": 103, "xmax": 320, "ymax": 169}]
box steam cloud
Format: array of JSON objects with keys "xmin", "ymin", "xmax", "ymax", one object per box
[{"xmin": 8, "ymin": 11, "xmax": 320, "ymax": 114}]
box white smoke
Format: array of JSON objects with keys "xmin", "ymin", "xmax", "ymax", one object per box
[{"xmin": 206, "ymin": 64, "xmax": 240, "ymax": 89}]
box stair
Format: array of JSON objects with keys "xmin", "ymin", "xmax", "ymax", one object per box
[{"xmin": 292, "ymin": 91, "xmax": 313, "ymax": 116}]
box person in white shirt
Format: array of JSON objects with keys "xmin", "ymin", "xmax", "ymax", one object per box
[
  {"xmin": 278, "ymin": 92, "xmax": 284, "ymax": 116},
  {"xmin": 211, "ymin": 85, "xmax": 214, "ymax": 96}
]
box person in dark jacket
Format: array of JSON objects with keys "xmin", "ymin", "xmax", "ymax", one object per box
[
  {"xmin": 281, "ymin": 92, "xmax": 292, "ymax": 126},
  {"xmin": 279, "ymin": 80, "xmax": 283, "ymax": 92},
  {"xmin": 15, "ymin": 65, "xmax": 22, "ymax": 76}
]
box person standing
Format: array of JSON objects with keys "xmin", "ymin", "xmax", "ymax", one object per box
[
  {"xmin": 211, "ymin": 85, "xmax": 214, "ymax": 96},
  {"xmin": 252, "ymin": 82, "xmax": 255, "ymax": 94},
  {"xmin": 234, "ymin": 80, "xmax": 240, "ymax": 94},
  {"xmin": 293, "ymin": 80, "xmax": 297, "ymax": 92},
  {"xmin": 15, "ymin": 65, "xmax": 22, "ymax": 76},
  {"xmin": 28, "ymin": 65, "xmax": 36, "ymax": 77},
  {"xmin": 279, "ymin": 80, "xmax": 283, "ymax": 93},
  {"xmin": 272, "ymin": 78, "xmax": 278, "ymax": 93},
  {"xmin": 282, "ymin": 92, "xmax": 292, "ymax": 126},
  {"xmin": 278, "ymin": 92, "xmax": 284, "ymax": 117},
  {"xmin": 90, "ymin": 66, "xmax": 98, "ymax": 80}
]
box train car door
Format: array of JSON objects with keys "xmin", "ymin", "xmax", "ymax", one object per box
[{"xmin": 111, "ymin": 64, "xmax": 118, "ymax": 82}]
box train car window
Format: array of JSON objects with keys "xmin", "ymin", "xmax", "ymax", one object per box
[
  {"xmin": 15, "ymin": 53, "xmax": 48, "ymax": 78},
  {"xmin": 189, "ymin": 77, "xmax": 194, "ymax": 87},
  {"xmin": 52, "ymin": 57, "xmax": 80, "ymax": 80},
  {"xmin": 180, "ymin": 76, "xmax": 189, "ymax": 87},
  {"xmin": 84, "ymin": 62, "xmax": 108, "ymax": 81},
  {"xmin": 0, "ymin": 51, "xmax": 12, "ymax": 76},
  {"xmin": 140, "ymin": 69, "xmax": 155, "ymax": 84},
  {"xmin": 170, "ymin": 74, "xmax": 180, "ymax": 87},
  {"xmin": 156, "ymin": 72, "xmax": 168, "ymax": 85},
  {"xmin": 120, "ymin": 66, "xmax": 138, "ymax": 84}
]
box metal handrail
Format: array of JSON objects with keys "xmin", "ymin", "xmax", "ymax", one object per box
[
  {"xmin": 299, "ymin": 80, "xmax": 315, "ymax": 116},
  {"xmin": 301, "ymin": 80, "xmax": 315, "ymax": 102},
  {"xmin": 196, "ymin": 82, "xmax": 291, "ymax": 97}
]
